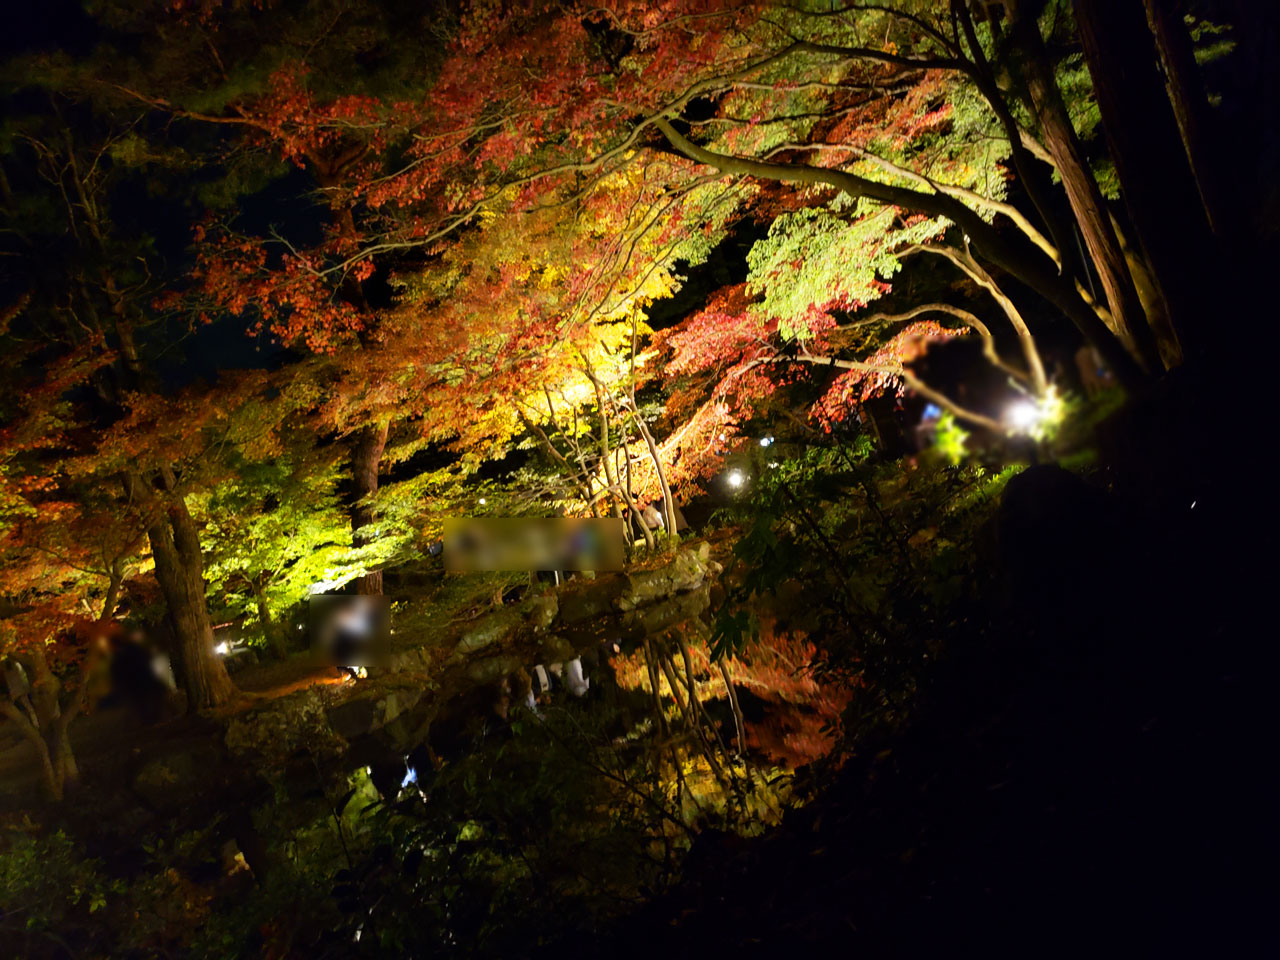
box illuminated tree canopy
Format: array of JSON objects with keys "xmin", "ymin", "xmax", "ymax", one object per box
[{"xmin": 0, "ymin": 1, "xmax": 1270, "ymax": 953}]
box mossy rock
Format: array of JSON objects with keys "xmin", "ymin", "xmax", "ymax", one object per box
[
  {"xmin": 452, "ymin": 594, "xmax": 558, "ymax": 659},
  {"xmin": 225, "ymin": 686, "xmax": 346, "ymax": 767}
]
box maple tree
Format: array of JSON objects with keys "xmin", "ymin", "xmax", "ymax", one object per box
[
  {"xmin": 0, "ymin": 62, "xmax": 314, "ymax": 711},
  {"xmin": 0, "ymin": 467, "xmax": 146, "ymax": 799},
  {"xmin": 136, "ymin": 0, "xmax": 1192, "ymax": 452},
  {"xmin": 267, "ymin": 0, "xmax": 1128, "ymax": 389},
  {"xmin": 90, "ymin": 0, "xmax": 1248, "ymax": 476},
  {"xmin": 74, "ymin": 0, "xmax": 457, "ymax": 597},
  {"xmin": 195, "ymin": 442, "xmax": 361, "ymax": 658},
  {"xmin": 82, "ymin": 0, "xmax": 1133, "ymax": 525}
]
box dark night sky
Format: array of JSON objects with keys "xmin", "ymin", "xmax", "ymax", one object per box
[{"xmin": 2, "ymin": 0, "xmax": 96, "ymax": 59}]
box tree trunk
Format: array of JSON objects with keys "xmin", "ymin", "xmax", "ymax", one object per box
[
  {"xmin": 253, "ymin": 578, "xmax": 287, "ymax": 660},
  {"xmin": 2, "ymin": 643, "xmax": 98, "ymax": 801},
  {"xmin": 1142, "ymin": 0, "xmax": 1240, "ymax": 242},
  {"xmin": 0, "ymin": 698, "xmax": 62, "ymax": 801},
  {"xmin": 588, "ymin": 373, "xmax": 653, "ymax": 551},
  {"xmin": 128, "ymin": 470, "xmax": 236, "ymax": 711},
  {"xmin": 1005, "ymin": 0, "xmax": 1164, "ymax": 374},
  {"xmin": 1112, "ymin": 213, "xmax": 1183, "ymax": 368},
  {"xmin": 1072, "ymin": 0, "xmax": 1223, "ymax": 366},
  {"xmin": 632, "ymin": 408, "xmax": 677, "ymax": 542},
  {"xmin": 50, "ymin": 725, "xmax": 77, "ymax": 789},
  {"xmin": 349, "ymin": 422, "xmax": 389, "ymax": 596}
]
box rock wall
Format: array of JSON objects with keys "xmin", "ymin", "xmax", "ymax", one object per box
[{"xmin": 221, "ymin": 544, "xmax": 722, "ymax": 766}]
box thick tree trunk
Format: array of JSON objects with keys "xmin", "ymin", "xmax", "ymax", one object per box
[
  {"xmin": 1072, "ymin": 0, "xmax": 1223, "ymax": 366},
  {"xmin": 2, "ymin": 644, "xmax": 96, "ymax": 800},
  {"xmin": 349, "ymin": 422, "xmax": 389, "ymax": 596},
  {"xmin": 156, "ymin": 506, "xmax": 236, "ymax": 711},
  {"xmin": 1005, "ymin": 0, "xmax": 1163, "ymax": 374},
  {"xmin": 50, "ymin": 726, "xmax": 77, "ymax": 788},
  {"xmin": 128, "ymin": 470, "xmax": 236, "ymax": 711},
  {"xmin": 0, "ymin": 698, "xmax": 62, "ymax": 800}
]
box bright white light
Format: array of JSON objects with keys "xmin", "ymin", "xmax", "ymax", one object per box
[
  {"xmin": 401, "ymin": 765, "xmax": 418, "ymax": 788},
  {"xmin": 1004, "ymin": 386, "xmax": 1065, "ymax": 439},
  {"xmin": 1190, "ymin": 501, "xmax": 1197, "ymax": 510},
  {"xmin": 214, "ymin": 641, "xmax": 230, "ymax": 656},
  {"xmin": 759, "ymin": 436, "xmax": 774, "ymax": 447},
  {"xmin": 768, "ymin": 461, "xmax": 780, "ymax": 469},
  {"xmin": 1006, "ymin": 399, "xmax": 1042, "ymax": 432},
  {"xmin": 478, "ymin": 497, "xmax": 487, "ymax": 506},
  {"xmin": 726, "ymin": 469, "xmax": 745, "ymax": 489}
]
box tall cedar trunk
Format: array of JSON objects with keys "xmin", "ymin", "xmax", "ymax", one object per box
[
  {"xmin": 1142, "ymin": 0, "xmax": 1239, "ymax": 242},
  {"xmin": 1004, "ymin": 0, "xmax": 1164, "ymax": 373},
  {"xmin": 349, "ymin": 422, "xmax": 389, "ymax": 596},
  {"xmin": 148, "ymin": 494, "xmax": 237, "ymax": 711},
  {"xmin": 1072, "ymin": 0, "xmax": 1223, "ymax": 366}
]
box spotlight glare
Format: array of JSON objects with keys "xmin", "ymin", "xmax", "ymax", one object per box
[
  {"xmin": 1006, "ymin": 399, "xmax": 1041, "ymax": 432},
  {"xmin": 1004, "ymin": 386, "xmax": 1065, "ymax": 439},
  {"xmin": 726, "ymin": 469, "xmax": 745, "ymax": 489}
]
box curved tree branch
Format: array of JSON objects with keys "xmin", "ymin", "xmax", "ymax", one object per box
[
  {"xmin": 842, "ymin": 302, "xmax": 1030, "ymax": 384},
  {"xmin": 900, "ymin": 244, "xmax": 1048, "ymax": 392}
]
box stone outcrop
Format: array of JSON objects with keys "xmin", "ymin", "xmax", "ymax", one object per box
[
  {"xmin": 220, "ymin": 544, "xmax": 722, "ymax": 766},
  {"xmin": 224, "ymin": 685, "xmax": 347, "ymax": 765}
]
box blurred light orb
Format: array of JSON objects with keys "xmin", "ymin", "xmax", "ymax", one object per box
[
  {"xmin": 759, "ymin": 436, "xmax": 774, "ymax": 447},
  {"xmin": 727, "ymin": 469, "xmax": 745, "ymax": 489},
  {"xmin": 1004, "ymin": 386, "xmax": 1065, "ymax": 438},
  {"xmin": 478, "ymin": 497, "xmax": 487, "ymax": 506},
  {"xmin": 1006, "ymin": 400, "xmax": 1043, "ymax": 432}
]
